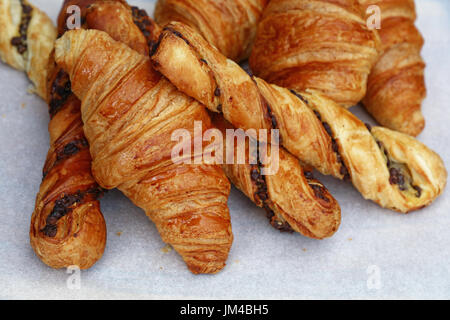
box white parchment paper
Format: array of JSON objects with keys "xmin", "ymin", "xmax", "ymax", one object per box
[{"xmin": 0, "ymin": 0, "xmax": 449, "ymax": 299}]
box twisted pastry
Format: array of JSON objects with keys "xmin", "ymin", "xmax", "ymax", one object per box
[
  {"xmin": 249, "ymin": 0, "xmax": 380, "ymax": 108},
  {"xmin": 29, "ymin": 0, "xmax": 105, "ymax": 270},
  {"xmin": 154, "ymin": 0, "xmax": 269, "ymax": 62},
  {"xmin": 0, "ymin": 0, "xmax": 106, "ymax": 269},
  {"xmin": 211, "ymin": 113, "xmax": 341, "ymax": 239},
  {"xmin": 359, "ymin": 0, "xmax": 426, "ymax": 136},
  {"xmin": 55, "ymin": 28, "xmax": 233, "ymax": 274},
  {"xmin": 151, "ymin": 22, "xmax": 447, "ymax": 213},
  {"xmin": 0, "ymin": 0, "xmax": 57, "ymax": 99}
]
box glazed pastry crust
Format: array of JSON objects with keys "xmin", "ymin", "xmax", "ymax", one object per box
[
  {"xmin": 211, "ymin": 113, "xmax": 341, "ymax": 239},
  {"xmin": 154, "ymin": 0, "xmax": 268, "ymax": 61},
  {"xmin": 359, "ymin": 0, "xmax": 426, "ymax": 136},
  {"xmin": 151, "ymin": 22, "xmax": 447, "ymax": 213},
  {"xmin": 0, "ymin": 0, "xmax": 57, "ymax": 99},
  {"xmin": 55, "ymin": 29, "xmax": 233, "ymax": 274},
  {"xmin": 249, "ymin": 0, "xmax": 380, "ymax": 107}
]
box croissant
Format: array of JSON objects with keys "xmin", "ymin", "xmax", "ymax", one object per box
[
  {"xmin": 154, "ymin": 0, "xmax": 269, "ymax": 62},
  {"xmin": 211, "ymin": 113, "xmax": 341, "ymax": 239},
  {"xmin": 30, "ymin": 0, "xmax": 162, "ymax": 270},
  {"xmin": 359, "ymin": 0, "xmax": 426, "ymax": 136},
  {"xmin": 0, "ymin": 0, "xmax": 57, "ymax": 99},
  {"xmin": 249, "ymin": 0, "xmax": 380, "ymax": 108},
  {"xmin": 150, "ymin": 21, "xmax": 447, "ymax": 213},
  {"xmin": 55, "ymin": 28, "xmax": 233, "ymax": 274}
]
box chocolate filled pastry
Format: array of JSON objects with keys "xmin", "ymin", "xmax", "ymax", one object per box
[
  {"xmin": 211, "ymin": 113, "xmax": 341, "ymax": 239},
  {"xmin": 154, "ymin": 0, "xmax": 269, "ymax": 62},
  {"xmin": 359, "ymin": 0, "xmax": 426, "ymax": 136},
  {"xmin": 55, "ymin": 27, "xmax": 233, "ymax": 274},
  {"xmin": 0, "ymin": 0, "xmax": 107, "ymax": 270},
  {"xmin": 150, "ymin": 22, "xmax": 447, "ymax": 213},
  {"xmin": 0, "ymin": 0, "xmax": 57, "ymax": 99},
  {"xmin": 249, "ymin": 0, "xmax": 380, "ymax": 108}
]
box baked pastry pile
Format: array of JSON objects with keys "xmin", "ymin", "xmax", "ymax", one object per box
[{"xmin": 0, "ymin": 0, "xmax": 446, "ymax": 274}]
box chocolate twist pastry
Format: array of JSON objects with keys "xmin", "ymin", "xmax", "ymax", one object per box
[
  {"xmin": 249, "ymin": 0, "xmax": 380, "ymax": 108},
  {"xmin": 0, "ymin": 0, "xmax": 57, "ymax": 99},
  {"xmin": 211, "ymin": 113, "xmax": 341, "ymax": 239},
  {"xmin": 29, "ymin": 0, "xmax": 107, "ymax": 270},
  {"xmin": 359, "ymin": 0, "xmax": 426, "ymax": 136},
  {"xmin": 150, "ymin": 22, "xmax": 447, "ymax": 213},
  {"xmin": 0, "ymin": 0, "xmax": 106, "ymax": 269},
  {"xmin": 155, "ymin": 0, "xmax": 269, "ymax": 62},
  {"xmin": 55, "ymin": 28, "xmax": 233, "ymax": 274}
]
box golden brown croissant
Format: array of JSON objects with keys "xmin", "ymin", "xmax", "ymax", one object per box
[
  {"xmin": 211, "ymin": 113, "xmax": 341, "ymax": 239},
  {"xmin": 154, "ymin": 0, "xmax": 269, "ymax": 62},
  {"xmin": 249, "ymin": 0, "xmax": 380, "ymax": 108},
  {"xmin": 30, "ymin": 0, "xmax": 161, "ymax": 270},
  {"xmin": 55, "ymin": 28, "xmax": 233, "ymax": 274},
  {"xmin": 150, "ymin": 22, "xmax": 447, "ymax": 213},
  {"xmin": 0, "ymin": 0, "xmax": 57, "ymax": 99},
  {"xmin": 359, "ymin": 0, "xmax": 426, "ymax": 136}
]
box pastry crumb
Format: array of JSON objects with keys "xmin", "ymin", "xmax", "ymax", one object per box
[
  {"xmin": 116, "ymin": 231, "xmax": 122, "ymax": 237},
  {"xmin": 161, "ymin": 244, "xmax": 172, "ymax": 253},
  {"xmin": 348, "ymin": 237, "xmax": 353, "ymax": 241},
  {"xmin": 234, "ymin": 259, "xmax": 240, "ymax": 264},
  {"xmin": 21, "ymin": 103, "xmax": 26, "ymax": 109},
  {"xmin": 1, "ymin": 114, "xmax": 5, "ymax": 119},
  {"xmin": 302, "ymin": 248, "xmax": 307, "ymax": 252},
  {"xmin": 27, "ymin": 85, "xmax": 35, "ymax": 95}
]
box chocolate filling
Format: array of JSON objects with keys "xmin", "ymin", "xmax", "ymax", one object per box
[
  {"xmin": 11, "ymin": 0, "xmax": 33, "ymax": 55},
  {"xmin": 131, "ymin": 6, "xmax": 159, "ymax": 50},
  {"xmin": 162, "ymin": 26, "xmax": 191, "ymax": 46},
  {"xmin": 250, "ymin": 156, "xmax": 294, "ymax": 233},
  {"xmin": 49, "ymin": 69, "xmax": 72, "ymax": 118},
  {"xmin": 41, "ymin": 187, "xmax": 104, "ymax": 237},
  {"xmin": 303, "ymin": 170, "xmax": 330, "ymax": 203},
  {"xmin": 56, "ymin": 138, "xmax": 88, "ymax": 161},
  {"xmin": 288, "ymin": 90, "xmax": 350, "ymax": 180},
  {"xmin": 289, "ymin": 89, "xmax": 309, "ymax": 105},
  {"xmin": 312, "ymin": 110, "xmax": 350, "ymax": 180},
  {"xmin": 375, "ymin": 140, "xmax": 422, "ymax": 197}
]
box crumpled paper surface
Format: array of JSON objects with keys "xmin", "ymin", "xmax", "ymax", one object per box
[{"xmin": 0, "ymin": 0, "xmax": 449, "ymax": 299}]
